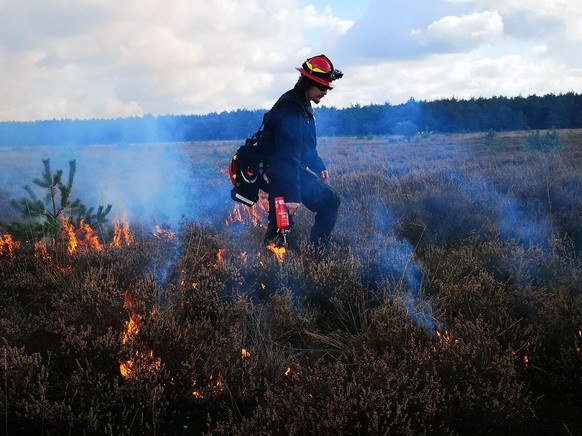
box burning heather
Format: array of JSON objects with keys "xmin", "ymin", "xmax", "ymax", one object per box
[
  {"xmin": 61, "ymin": 216, "xmax": 104, "ymax": 254},
  {"xmin": 265, "ymin": 242, "xmax": 286, "ymax": 262},
  {"xmin": 112, "ymin": 214, "xmax": 135, "ymax": 247},
  {"xmin": 1, "ymin": 132, "xmax": 582, "ymax": 434},
  {"xmin": 0, "ymin": 234, "xmax": 19, "ymax": 258},
  {"xmin": 225, "ymin": 192, "xmax": 269, "ymax": 227},
  {"xmin": 119, "ymin": 290, "xmax": 161, "ymax": 379}
]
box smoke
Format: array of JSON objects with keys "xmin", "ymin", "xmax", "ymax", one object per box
[
  {"xmin": 445, "ymin": 171, "xmax": 553, "ymax": 250},
  {"xmin": 0, "ymin": 141, "xmax": 229, "ymax": 227},
  {"xmin": 498, "ymin": 198, "xmax": 552, "ymax": 251},
  {"xmin": 366, "ymin": 206, "xmax": 439, "ymax": 331},
  {"xmin": 335, "ymin": 164, "xmax": 558, "ymax": 332}
]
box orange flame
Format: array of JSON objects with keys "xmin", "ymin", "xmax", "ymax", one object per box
[
  {"xmin": 61, "ymin": 217, "xmax": 78, "ymax": 254},
  {"xmin": 78, "ymin": 219, "xmax": 103, "ymax": 251},
  {"xmin": 266, "ymin": 243, "xmax": 286, "ymax": 262},
  {"xmin": 242, "ymin": 348, "xmax": 251, "ymax": 359},
  {"xmin": 212, "ymin": 371, "xmax": 225, "ymax": 395},
  {"xmin": 285, "ymin": 367, "xmax": 292, "ymax": 376},
  {"xmin": 60, "ymin": 216, "xmax": 103, "ymax": 254},
  {"xmin": 0, "ymin": 234, "xmax": 20, "ymax": 258},
  {"xmin": 213, "ymin": 249, "xmax": 226, "ymax": 269},
  {"xmin": 121, "ymin": 291, "xmax": 141, "ymax": 344},
  {"xmin": 34, "ymin": 240, "xmax": 50, "ymax": 262},
  {"xmin": 154, "ymin": 225, "xmax": 176, "ymax": 239},
  {"xmin": 119, "ymin": 290, "xmax": 161, "ymax": 379},
  {"xmin": 225, "ymin": 193, "xmax": 269, "ymax": 227},
  {"xmin": 122, "ymin": 312, "xmax": 142, "ymax": 345},
  {"xmin": 120, "ymin": 350, "xmax": 161, "ymax": 379},
  {"xmin": 225, "ymin": 204, "xmax": 243, "ymax": 226},
  {"xmin": 111, "ymin": 214, "xmax": 134, "ymax": 247},
  {"xmin": 436, "ymin": 330, "xmax": 451, "ymax": 344},
  {"xmin": 432, "ymin": 330, "xmax": 459, "ymax": 353},
  {"xmin": 191, "ymin": 371, "xmax": 226, "ymax": 399}
]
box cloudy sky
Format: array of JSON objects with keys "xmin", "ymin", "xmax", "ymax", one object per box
[{"xmin": 0, "ymin": 0, "xmax": 580, "ymax": 122}]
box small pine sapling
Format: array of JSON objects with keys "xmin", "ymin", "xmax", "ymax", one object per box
[{"xmin": 2, "ymin": 159, "xmax": 112, "ymax": 242}]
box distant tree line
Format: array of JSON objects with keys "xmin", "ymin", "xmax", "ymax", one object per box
[{"xmin": 1, "ymin": 92, "xmax": 581, "ymax": 147}]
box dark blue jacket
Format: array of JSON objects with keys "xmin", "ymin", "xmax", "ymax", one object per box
[{"xmin": 262, "ymin": 85, "xmax": 326, "ymax": 203}]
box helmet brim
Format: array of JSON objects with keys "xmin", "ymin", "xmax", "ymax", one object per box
[{"xmin": 296, "ymin": 68, "xmax": 334, "ymax": 89}]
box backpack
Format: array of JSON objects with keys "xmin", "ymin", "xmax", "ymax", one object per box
[{"xmin": 228, "ymin": 117, "xmax": 270, "ymax": 207}]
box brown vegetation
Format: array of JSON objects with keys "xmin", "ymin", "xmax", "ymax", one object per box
[{"xmin": 1, "ymin": 130, "xmax": 582, "ymax": 435}]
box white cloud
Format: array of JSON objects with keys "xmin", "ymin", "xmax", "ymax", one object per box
[
  {"xmin": 412, "ymin": 11, "xmax": 504, "ymax": 50},
  {"xmin": 0, "ymin": 0, "xmax": 580, "ymax": 121},
  {"xmin": 0, "ymin": 0, "xmax": 352, "ymax": 121},
  {"xmin": 326, "ymin": 47, "xmax": 582, "ymax": 109},
  {"xmin": 467, "ymin": 0, "xmax": 582, "ymax": 39}
]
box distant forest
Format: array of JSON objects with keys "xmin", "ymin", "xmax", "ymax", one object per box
[{"xmin": 1, "ymin": 92, "xmax": 581, "ymax": 146}]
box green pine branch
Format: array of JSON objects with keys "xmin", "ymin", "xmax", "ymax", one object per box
[{"xmin": 4, "ymin": 158, "xmax": 113, "ymax": 243}]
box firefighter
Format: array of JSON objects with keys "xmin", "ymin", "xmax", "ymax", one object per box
[{"xmin": 261, "ymin": 54, "xmax": 343, "ymax": 250}]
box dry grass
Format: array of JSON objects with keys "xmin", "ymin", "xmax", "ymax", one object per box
[{"xmin": 1, "ymin": 130, "xmax": 582, "ymax": 434}]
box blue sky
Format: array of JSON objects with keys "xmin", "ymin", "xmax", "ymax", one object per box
[{"xmin": 0, "ymin": 0, "xmax": 580, "ymax": 121}]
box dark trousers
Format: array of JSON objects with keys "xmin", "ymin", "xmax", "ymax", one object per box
[{"xmin": 268, "ymin": 170, "xmax": 341, "ymax": 244}]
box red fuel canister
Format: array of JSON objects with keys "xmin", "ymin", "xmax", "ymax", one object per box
[{"xmin": 274, "ymin": 197, "xmax": 290, "ymax": 230}]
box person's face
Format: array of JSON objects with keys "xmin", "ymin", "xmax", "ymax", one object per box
[{"xmin": 306, "ymin": 83, "xmax": 330, "ymax": 104}]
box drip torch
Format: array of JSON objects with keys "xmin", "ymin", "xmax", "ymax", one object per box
[{"xmin": 274, "ymin": 196, "xmax": 290, "ymax": 247}]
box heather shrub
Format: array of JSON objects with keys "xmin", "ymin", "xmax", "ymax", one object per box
[
  {"xmin": 1, "ymin": 131, "xmax": 582, "ymax": 434},
  {"xmin": 212, "ymin": 313, "xmax": 531, "ymax": 435},
  {"xmin": 427, "ymin": 318, "xmax": 531, "ymax": 432}
]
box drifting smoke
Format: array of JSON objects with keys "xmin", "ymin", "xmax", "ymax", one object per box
[
  {"xmin": 364, "ymin": 205, "xmax": 438, "ymax": 332},
  {"xmin": 442, "ymin": 171, "xmax": 554, "ymax": 250},
  {"xmin": 0, "ymin": 141, "xmax": 228, "ymax": 226}
]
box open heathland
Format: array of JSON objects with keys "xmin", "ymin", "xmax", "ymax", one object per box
[{"xmin": 1, "ymin": 130, "xmax": 581, "ymax": 435}]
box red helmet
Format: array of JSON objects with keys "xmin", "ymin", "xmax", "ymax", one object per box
[{"xmin": 296, "ymin": 54, "xmax": 343, "ymax": 89}]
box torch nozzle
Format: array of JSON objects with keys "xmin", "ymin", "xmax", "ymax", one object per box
[{"xmin": 277, "ymin": 228, "xmax": 290, "ymax": 248}]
